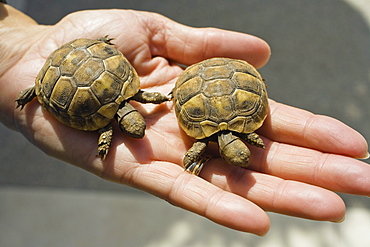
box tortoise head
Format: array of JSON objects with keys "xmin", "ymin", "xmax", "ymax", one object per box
[{"xmin": 218, "ymin": 131, "xmax": 251, "ymax": 167}]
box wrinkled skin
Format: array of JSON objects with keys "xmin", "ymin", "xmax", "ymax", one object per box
[{"xmin": 1, "ymin": 4, "xmax": 369, "ymax": 236}]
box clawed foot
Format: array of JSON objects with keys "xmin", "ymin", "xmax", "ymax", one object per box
[{"xmin": 15, "ymin": 87, "xmax": 36, "ymax": 110}]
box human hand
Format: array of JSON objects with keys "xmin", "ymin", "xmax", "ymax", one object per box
[{"xmin": 1, "ymin": 5, "xmax": 369, "ymax": 236}]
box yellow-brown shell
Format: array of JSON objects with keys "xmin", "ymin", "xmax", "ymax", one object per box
[
  {"xmin": 35, "ymin": 38, "xmax": 140, "ymax": 131},
  {"xmin": 173, "ymin": 57, "xmax": 268, "ymax": 139}
]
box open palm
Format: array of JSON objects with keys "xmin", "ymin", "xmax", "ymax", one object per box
[{"xmin": 2, "ymin": 7, "xmax": 369, "ymax": 235}]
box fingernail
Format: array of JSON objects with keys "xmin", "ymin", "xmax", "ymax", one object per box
[
  {"xmin": 257, "ymin": 232, "xmax": 268, "ymax": 237},
  {"xmin": 359, "ymin": 152, "xmax": 370, "ymax": 160},
  {"xmin": 332, "ymin": 215, "xmax": 345, "ymax": 223}
]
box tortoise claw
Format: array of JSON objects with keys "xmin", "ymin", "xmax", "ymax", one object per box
[
  {"xmin": 185, "ymin": 155, "xmax": 211, "ymax": 176},
  {"xmin": 99, "ymin": 35, "xmax": 115, "ymax": 45}
]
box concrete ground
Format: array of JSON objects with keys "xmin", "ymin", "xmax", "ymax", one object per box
[{"xmin": 1, "ymin": 0, "xmax": 369, "ymax": 246}]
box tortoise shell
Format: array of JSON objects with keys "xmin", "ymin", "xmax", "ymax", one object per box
[
  {"xmin": 35, "ymin": 37, "xmax": 140, "ymax": 131},
  {"xmin": 173, "ymin": 57, "xmax": 268, "ymax": 139}
]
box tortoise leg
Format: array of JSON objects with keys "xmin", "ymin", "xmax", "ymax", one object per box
[
  {"xmin": 239, "ymin": 132, "xmax": 265, "ymax": 149},
  {"xmin": 97, "ymin": 125, "xmax": 113, "ymax": 160},
  {"xmin": 183, "ymin": 139, "xmax": 209, "ymax": 173},
  {"xmin": 131, "ymin": 89, "xmax": 170, "ymax": 104},
  {"xmin": 116, "ymin": 101, "xmax": 146, "ymax": 139},
  {"xmin": 15, "ymin": 86, "xmax": 36, "ymax": 110},
  {"xmin": 218, "ymin": 131, "xmax": 251, "ymax": 167}
]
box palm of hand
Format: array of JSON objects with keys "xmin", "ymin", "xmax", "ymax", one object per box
[{"xmin": 6, "ymin": 9, "xmax": 369, "ymax": 235}]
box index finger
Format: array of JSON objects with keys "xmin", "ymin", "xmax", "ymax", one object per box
[{"xmin": 148, "ymin": 14, "xmax": 271, "ymax": 68}]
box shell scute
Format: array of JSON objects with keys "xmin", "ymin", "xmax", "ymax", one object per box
[
  {"xmin": 207, "ymin": 95, "xmax": 235, "ymax": 122},
  {"xmin": 50, "ymin": 76, "xmax": 77, "ymax": 109},
  {"xmin": 70, "ymin": 38, "xmax": 100, "ymax": 49},
  {"xmin": 91, "ymin": 71, "xmax": 122, "ymax": 105},
  {"xmin": 68, "ymin": 87, "xmax": 101, "ymax": 117},
  {"xmin": 202, "ymin": 65, "xmax": 232, "ymax": 80},
  {"xmin": 202, "ymin": 79, "xmax": 235, "ymax": 97},
  {"xmin": 73, "ymin": 58, "xmax": 105, "ymax": 86},
  {"xmin": 50, "ymin": 45, "xmax": 74, "ymax": 67},
  {"xmin": 88, "ymin": 42, "xmax": 120, "ymax": 59},
  {"xmin": 176, "ymin": 76, "xmax": 203, "ymax": 105},
  {"xmin": 40, "ymin": 66, "xmax": 61, "ymax": 98},
  {"xmin": 104, "ymin": 55, "xmax": 129, "ymax": 79},
  {"xmin": 59, "ymin": 49, "xmax": 89, "ymax": 76}
]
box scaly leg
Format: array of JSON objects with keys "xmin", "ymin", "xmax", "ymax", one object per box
[
  {"xmin": 131, "ymin": 90, "xmax": 170, "ymax": 104},
  {"xmin": 240, "ymin": 132, "xmax": 265, "ymax": 149},
  {"xmin": 97, "ymin": 125, "xmax": 113, "ymax": 160},
  {"xmin": 183, "ymin": 139, "xmax": 209, "ymax": 174},
  {"xmin": 15, "ymin": 86, "xmax": 36, "ymax": 110}
]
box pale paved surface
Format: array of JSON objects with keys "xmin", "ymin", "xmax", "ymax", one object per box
[{"xmin": 1, "ymin": 0, "xmax": 369, "ymax": 246}]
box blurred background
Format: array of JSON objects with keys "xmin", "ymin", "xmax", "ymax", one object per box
[{"xmin": 1, "ymin": 0, "xmax": 369, "ymax": 246}]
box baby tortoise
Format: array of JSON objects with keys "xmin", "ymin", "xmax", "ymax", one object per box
[
  {"xmin": 172, "ymin": 57, "xmax": 268, "ymax": 174},
  {"xmin": 16, "ymin": 36, "xmax": 170, "ymax": 159}
]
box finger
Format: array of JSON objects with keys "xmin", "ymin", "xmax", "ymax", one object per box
[
  {"xmin": 145, "ymin": 13, "xmax": 271, "ymax": 68},
  {"xmin": 259, "ymin": 100, "xmax": 369, "ymax": 159},
  {"xmin": 117, "ymin": 161, "xmax": 270, "ymax": 235},
  {"xmin": 200, "ymin": 158, "xmax": 346, "ymax": 222},
  {"xmin": 249, "ymin": 139, "xmax": 370, "ymax": 196}
]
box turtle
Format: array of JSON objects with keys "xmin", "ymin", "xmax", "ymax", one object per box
[
  {"xmin": 171, "ymin": 57, "xmax": 268, "ymax": 174},
  {"xmin": 16, "ymin": 36, "xmax": 170, "ymax": 159}
]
